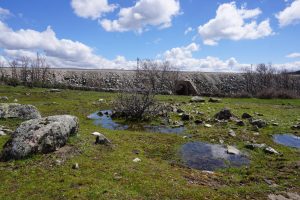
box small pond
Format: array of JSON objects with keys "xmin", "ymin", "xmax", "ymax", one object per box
[
  {"xmin": 273, "ymin": 134, "xmax": 300, "ymax": 149},
  {"xmin": 180, "ymin": 142, "xmax": 250, "ymax": 171},
  {"xmin": 88, "ymin": 110, "xmax": 185, "ymax": 134}
]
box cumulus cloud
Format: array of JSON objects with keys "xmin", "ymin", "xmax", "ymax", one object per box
[
  {"xmin": 198, "ymin": 2, "xmax": 273, "ymax": 45},
  {"xmin": 286, "ymin": 52, "xmax": 300, "ymax": 58},
  {"xmin": 71, "ymin": 0, "xmax": 116, "ymax": 20},
  {"xmin": 276, "ymin": 0, "xmax": 300, "ymax": 27},
  {"xmin": 0, "ymin": 7, "xmax": 11, "ymax": 19},
  {"xmin": 162, "ymin": 43, "xmax": 244, "ymax": 72},
  {"xmin": 0, "ymin": 20, "xmax": 136, "ymax": 69},
  {"xmin": 100, "ymin": 0, "xmax": 180, "ymax": 33}
]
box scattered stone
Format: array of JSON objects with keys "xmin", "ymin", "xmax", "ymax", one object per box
[
  {"xmin": 91, "ymin": 132, "xmax": 111, "ymax": 145},
  {"xmin": 0, "ymin": 131, "xmax": 6, "ymax": 136},
  {"xmin": 214, "ymin": 108, "xmax": 234, "ymax": 120},
  {"xmin": 0, "ymin": 103, "xmax": 41, "ymax": 120},
  {"xmin": 72, "ymin": 163, "xmax": 79, "ymax": 169},
  {"xmin": 133, "ymin": 158, "xmax": 141, "ymax": 163},
  {"xmin": 49, "ymin": 89, "xmax": 61, "ymax": 93},
  {"xmin": 291, "ymin": 124, "xmax": 300, "ymax": 130},
  {"xmin": 13, "ymin": 99, "xmax": 18, "ymax": 102},
  {"xmin": 228, "ymin": 129, "xmax": 236, "ymax": 137},
  {"xmin": 236, "ymin": 120, "xmax": 245, "ymax": 126},
  {"xmin": 98, "ymin": 98, "xmax": 105, "ymax": 103},
  {"xmin": 227, "ymin": 146, "xmax": 240, "ymax": 155},
  {"xmin": 177, "ymin": 108, "xmax": 184, "ymax": 113},
  {"xmin": 242, "ymin": 113, "xmax": 252, "ymax": 119},
  {"xmin": 132, "ymin": 149, "xmax": 140, "ymax": 155},
  {"xmin": 245, "ymin": 143, "xmax": 267, "ymax": 150},
  {"xmin": 1, "ymin": 115, "xmax": 79, "ymax": 161},
  {"xmin": 204, "ymin": 124, "xmax": 212, "ymax": 128},
  {"xmin": 264, "ymin": 147, "xmax": 279, "ymax": 155},
  {"xmin": 181, "ymin": 113, "xmax": 190, "ymax": 121},
  {"xmin": 250, "ymin": 119, "xmax": 267, "ymax": 128},
  {"xmin": 190, "ymin": 96, "xmax": 205, "ymax": 103},
  {"xmin": 194, "ymin": 119, "xmax": 203, "ymax": 125},
  {"xmin": 113, "ymin": 173, "xmax": 122, "ymax": 181},
  {"xmin": 0, "ymin": 96, "xmax": 8, "ymax": 101},
  {"xmin": 253, "ymin": 132, "xmax": 260, "ymax": 136},
  {"xmin": 268, "ymin": 193, "xmax": 300, "ymax": 200},
  {"xmin": 219, "ymin": 139, "xmax": 224, "ymax": 144},
  {"xmin": 272, "ymin": 123, "xmax": 279, "ymax": 126},
  {"xmin": 208, "ymin": 98, "xmax": 221, "ymax": 103}
]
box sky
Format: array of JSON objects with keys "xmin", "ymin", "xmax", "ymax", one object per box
[{"xmin": 0, "ymin": 0, "xmax": 300, "ymax": 72}]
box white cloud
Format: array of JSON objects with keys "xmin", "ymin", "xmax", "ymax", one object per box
[
  {"xmin": 71, "ymin": 0, "xmax": 116, "ymax": 20},
  {"xmin": 100, "ymin": 0, "xmax": 180, "ymax": 33},
  {"xmin": 162, "ymin": 43, "xmax": 244, "ymax": 72},
  {"xmin": 198, "ymin": 2, "xmax": 273, "ymax": 45},
  {"xmin": 0, "ymin": 20, "xmax": 136, "ymax": 69},
  {"xmin": 276, "ymin": 0, "xmax": 300, "ymax": 27},
  {"xmin": 184, "ymin": 27, "xmax": 193, "ymax": 35},
  {"xmin": 0, "ymin": 7, "xmax": 11, "ymax": 19},
  {"xmin": 286, "ymin": 52, "xmax": 300, "ymax": 58}
]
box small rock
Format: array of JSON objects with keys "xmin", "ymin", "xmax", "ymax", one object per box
[
  {"xmin": 0, "ymin": 96, "xmax": 9, "ymax": 101},
  {"xmin": 250, "ymin": 119, "xmax": 267, "ymax": 128},
  {"xmin": 228, "ymin": 129, "xmax": 236, "ymax": 137},
  {"xmin": 215, "ymin": 108, "xmax": 234, "ymax": 120},
  {"xmin": 209, "ymin": 98, "xmax": 221, "ymax": 103},
  {"xmin": 132, "ymin": 149, "xmax": 140, "ymax": 155},
  {"xmin": 227, "ymin": 146, "xmax": 240, "ymax": 155},
  {"xmin": 91, "ymin": 132, "xmax": 111, "ymax": 145},
  {"xmin": 190, "ymin": 96, "xmax": 205, "ymax": 103},
  {"xmin": 253, "ymin": 132, "xmax": 260, "ymax": 136},
  {"xmin": 0, "ymin": 131, "xmax": 6, "ymax": 136},
  {"xmin": 13, "ymin": 99, "xmax": 18, "ymax": 102},
  {"xmin": 204, "ymin": 124, "xmax": 212, "ymax": 128},
  {"xmin": 219, "ymin": 139, "xmax": 224, "ymax": 144},
  {"xmin": 177, "ymin": 108, "xmax": 184, "ymax": 113},
  {"xmin": 133, "ymin": 158, "xmax": 141, "ymax": 163},
  {"xmin": 194, "ymin": 119, "xmax": 203, "ymax": 125},
  {"xmin": 264, "ymin": 147, "xmax": 279, "ymax": 154},
  {"xmin": 72, "ymin": 163, "xmax": 79, "ymax": 169},
  {"xmin": 236, "ymin": 120, "xmax": 245, "ymax": 126},
  {"xmin": 272, "ymin": 123, "xmax": 279, "ymax": 126},
  {"xmin": 49, "ymin": 89, "xmax": 61, "ymax": 93},
  {"xmin": 181, "ymin": 113, "xmax": 190, "ymax": 121},
  {"xmin": 245, "ymin": 143, "xmax": 266, "ymax": 150},
  {"xmin": 242, "ymin": 113, "xmax": 252, "ymax": 119}
]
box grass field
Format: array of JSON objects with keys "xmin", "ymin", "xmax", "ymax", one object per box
[{"xmin": 0, "ymin": 85, "xmax": 299, "ymax": 200}]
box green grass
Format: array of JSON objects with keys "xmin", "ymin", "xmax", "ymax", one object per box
[{"xmin": 0, "ymin": 85, "xmax": 299, "ymax": 199}]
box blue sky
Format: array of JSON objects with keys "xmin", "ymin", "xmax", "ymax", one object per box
[{"xmin": 0, "ymin": 0, "xmax": 300, "ymax": 71}]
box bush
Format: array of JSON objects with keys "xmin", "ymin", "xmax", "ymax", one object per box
[
  {"xmin": 256, "ymin": 88, "xmax": 299, "ymax": 99},
  {"xmin": 112, "ymin": 90, "xmax": 160, "ymax": 121}
]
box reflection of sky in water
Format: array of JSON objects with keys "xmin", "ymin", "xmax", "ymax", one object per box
[
  {"xmin": 88, "ymin": 110, "xmax": 185, "ymax": 134},
  {"xmin": 273, "ymin": 134, "xmax": 300, "ymax": 149},
  {"xmin": 181, "ymin": 142, "xmax": 249, "ymax": 171}
]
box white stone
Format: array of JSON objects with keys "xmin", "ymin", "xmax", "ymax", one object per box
[{"xmin": 133, "ymin": 158, "xmax": 141, "ymax": 163}]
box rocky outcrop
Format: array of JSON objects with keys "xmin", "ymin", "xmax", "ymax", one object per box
[
  {"xmin": 0, "ymin": 103, "xmax": 41, "ymax": 120},
  {"xmin": 1, "ymin": 115, "xmax": 79, "ymax": 161}
]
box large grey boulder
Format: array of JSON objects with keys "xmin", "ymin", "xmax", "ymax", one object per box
[
  {"xmin": 0, "ymin": 103, "xmax": 41, "ymax": 120},
  {"xmin": 1, "ymin": 115, "xmax": 79, "ymax": 161}
]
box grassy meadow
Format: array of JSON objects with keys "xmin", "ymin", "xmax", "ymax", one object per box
[{"xmin": 0, "ymin": 85, "xmax": 299, "ymax": 200}]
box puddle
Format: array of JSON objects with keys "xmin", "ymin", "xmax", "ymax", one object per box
[
  {"xmin": 273, "ymin": 134, "xmax": 300, "ymax": 149},
  {"xmin": 88, "ymin": 110, "xmax": 185, "ymax": 134},
  {"xmin": 180, "ymin": 142, "xmax": 249, "ymax": 171}
]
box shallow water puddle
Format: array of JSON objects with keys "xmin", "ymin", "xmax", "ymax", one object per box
[
  {"xmin": 273, "ymin": 134, "xmax": 300, "ymax": 149},
  {"xmin": 181, "ymin": 142, "xmax": 249, "ymax": 171},
  {"xmin": 88, "ymin": 110, "xmax": 185, "ymax": 134}
]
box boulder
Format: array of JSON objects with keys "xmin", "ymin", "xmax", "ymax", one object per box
[
  {"xmin": 208, "ymin": 98, "xmax": 221, "ymax": 103},
  {"xmin": 91, "ymin": 132, "xmax": 111, "ymax": 145},
  {"xmin": 190, "ymin": 96, "xmax": 205, "ymax": 103},
  {"xmin": 214, "ymin": 108, "xmax": 234, "ymax": 120},
  {"xmin": 0, "ymin": 96, "xmax": 9, "ymax": 101},
  {"xmin": 0, "ymin": 103, "xmax": 41, "ymax": 120},
  {"xmin": 1, "ymin": 115, "xmax": 79, "ymax": 161},
  {"xmin": 242, "ymin": 113, "xmax": 252, "ymax": 119},
  {"xmin": 227, "ymin": 146, "xmax": 240, "ymax": 155},
  {"xmin": 250, "ymin": 119, "xmax": 267, "ymax": 128}
]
